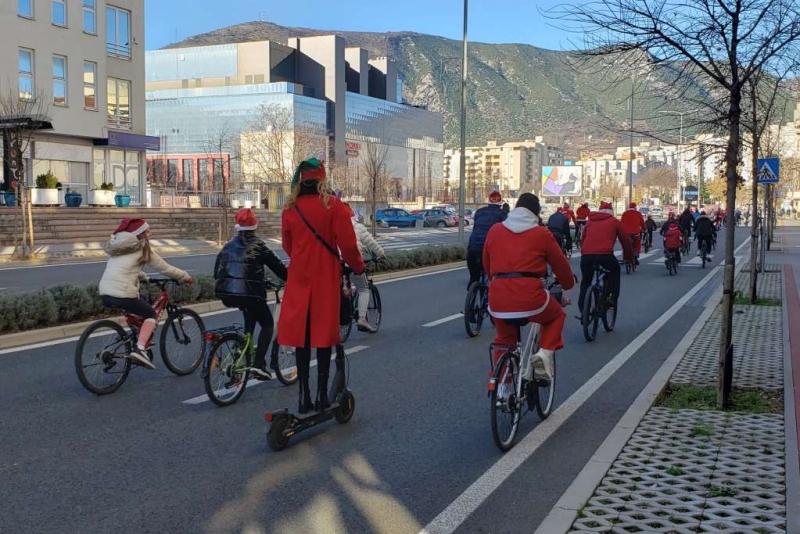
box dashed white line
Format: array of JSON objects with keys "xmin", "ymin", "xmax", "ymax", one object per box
[
  {"xmin": 422, "ymin": 314, "xmax": 463, "ymax": 328},
  {"xmin": 182, "ymin": 345, "xmax": 369, "ymax": 405}
]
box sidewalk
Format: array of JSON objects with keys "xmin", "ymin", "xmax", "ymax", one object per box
[{"xmin": 537, "ymin": 227, "xmax": 800, "ymax": 534}]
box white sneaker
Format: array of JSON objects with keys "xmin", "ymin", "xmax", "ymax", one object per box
[
  {"xmin": 532, "ymin": 350, "xmax": 554, "ymax": 381},
  {"xmin": 128, "ymin": 348, "xmax": 155, "ymax": 370}
]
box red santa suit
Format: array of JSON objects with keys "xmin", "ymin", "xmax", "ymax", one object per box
[
  {"xmin": 620, "ymin": 204, "xmax": 647, "ymax": 255},
  {"xmin": 483, "ymin": 207, "xmax": 575, "ymax": 361}
]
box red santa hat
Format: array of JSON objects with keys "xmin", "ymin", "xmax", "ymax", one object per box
[
  {"xmin": 114, "ymin": 218, "xmax": 149, "ymax": 236},
  {"xmin": 234, "ymin": 208, "xmax": 258, "ymax": 231},
  {"xmin": 488, "ymin": 191, "xmax": 502, "ymax": 205},
  {"xmin": 629, "ymin": 202, "xmax": 637, "ymax": 209},
  {"xmin": 599, "ymin": 201, "xmax": 614, "ymax": 214}
]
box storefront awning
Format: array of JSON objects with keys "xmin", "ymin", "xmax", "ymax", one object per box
[
  {"xmin": 95, "ymin": 131, "xmax": 161, "ymax": 151},
  {"xmin": 0, "ymin": 114, "xmax": 53, "ymax": 130}
]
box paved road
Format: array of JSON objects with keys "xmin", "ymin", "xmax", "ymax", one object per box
[
  {"xmin": 0, "ymin": 227, "xmax": 748, "ymax": 534},
  {"xmin": 0, "ymin": 227, "xmax": 470, "ymax": 294}
]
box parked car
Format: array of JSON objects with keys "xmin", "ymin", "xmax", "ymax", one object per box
[
  {"xmin": 375, "ymin": 208, "xmax": 423, "ymax": 228},
  {"xmin": 417, "ymin": 208, "xmax": 458, "ymax": 228},
  {"xmin": 650, "ymin": 207, "xmax": 663, "ymax": 217}
]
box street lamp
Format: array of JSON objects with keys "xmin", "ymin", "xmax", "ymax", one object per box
[
  {"xmin": 659, "ymin": 109, "xmax": 700, "ymax": 213},
  {"xmin": 457, "ymin": 0, "xmax": 468, "ymax": 244}
]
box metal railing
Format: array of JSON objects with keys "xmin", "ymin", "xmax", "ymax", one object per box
[{"xmin": 148, "ymin": 189, "xmax": 261, "ymax": 209}]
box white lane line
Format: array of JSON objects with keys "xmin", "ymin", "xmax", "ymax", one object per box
[
  {"xmin": 182, "ymin": 345, "xmax": 369, "ymax": 405},
  {"xmin": 418, "ymin": 238, "xmax": 750, "ymax": 534},
  {"xmin": 374, "ymin": 266, "xmax": 465, "ymax": 286},
  {"xmin": 422, "ymin": 314, "xmax": 463, "ymax": 328}
]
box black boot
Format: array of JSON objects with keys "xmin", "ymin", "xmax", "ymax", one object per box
[
  {"xmin": 298, "ymin": 379, "xmax": 313, "ymax": 414},
  {"xmin": 315, "ymin": 382, "xmax": 330, "ymax": 411},
  {"xmin": 315, "ymin": 347, "xmax": 332, "ymax": 411}
]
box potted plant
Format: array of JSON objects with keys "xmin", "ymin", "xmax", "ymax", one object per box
[
  {"xmin": 64, "ymin": 187, "xmax": 83, "ymax": 207},
  {"xmin": 89, "ymin": 183, "xmax": 116, "ymax": 206},
  {"xmin": 31, "ymin": 172, "xmax": 60, "ymax": 205},
  {"xmin": 115, "ymin": 192, "xmax": 131, "ymax": 207},
  {"xmin": 3, "ymin": 187, "xmax": 16, "ymax": 207}
]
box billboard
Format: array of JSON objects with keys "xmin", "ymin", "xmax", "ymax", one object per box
[{"xmin": 542, "ymin": 166, "xmax": 583, "ymax": 197}]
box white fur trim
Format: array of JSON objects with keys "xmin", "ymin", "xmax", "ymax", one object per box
[
  {"xmin": 237, "ymin": 224, "xmax": 258, "ymax": 231},
  {"xmin": 599, "ymin": 209, "xmax": 614, "ymax": 214},
  {"xmin": 130, "ymin": 221, "xmax": 149, "ymax": 236},
  {"xmin": 488, "ymin": 291, "xmax": 551, "ymax": 318}
]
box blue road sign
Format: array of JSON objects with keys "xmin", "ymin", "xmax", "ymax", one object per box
[{"xmin": 757, "ymin": 157, "xmax": 779, "ymax": 184}]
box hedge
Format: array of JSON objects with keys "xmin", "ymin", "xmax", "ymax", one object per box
[{"xmin": 0, "ymin": 244, "xmax": 466, "ymax": 335}]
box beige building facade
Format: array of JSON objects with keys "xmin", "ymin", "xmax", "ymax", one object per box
[{"xmin": 1, "ymin": 0, "xmax": 156, "ymax": 204}]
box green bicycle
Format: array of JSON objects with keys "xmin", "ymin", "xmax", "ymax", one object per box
[{"xmin": 202, "ymin": 281, "xmax": 297, "ymax": 407}]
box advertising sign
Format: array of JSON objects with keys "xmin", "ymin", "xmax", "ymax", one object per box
[{"xmin": 542, "ymin": 166, "xmax": 583, "ymax": 197}]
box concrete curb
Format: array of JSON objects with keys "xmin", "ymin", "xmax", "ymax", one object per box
[
  {"xmin": 534, "ymin": 258, "xmax": 746, "ymax": 534},
  {"xmin": 783, "ymin": 265, "xmax": 800, "ymax": 534},
  {"xmin": 0, "ymin": 261, "xmax": 466, "ymax": 351}
]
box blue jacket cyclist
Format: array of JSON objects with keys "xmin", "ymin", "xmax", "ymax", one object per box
[{"xmin": 467, "ymin": 191, "xmax": 508, "ymax": 287}]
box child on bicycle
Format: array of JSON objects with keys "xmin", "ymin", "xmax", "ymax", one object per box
[
  {"xmin": 214, "ymin": 209, "xmax": 288, "ymax": 380},
  {"xmin": 343, "ymin": 203, "xmax": 385, "ymax": 333},
  {"xmin": 662, "ymin": 219, "xmax": 683, "ymax": 265},
  {"xmin": 99, "ymin": 218, "xmax": 193, "ymax": 370}
]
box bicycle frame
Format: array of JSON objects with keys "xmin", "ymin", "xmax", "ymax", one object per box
[{"xmin": 123, "ymin": 286, "xmax": 178, "ymax": 345}]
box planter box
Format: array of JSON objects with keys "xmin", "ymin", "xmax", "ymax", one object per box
[
  {"xmin": 65, "ymin": 193, "xmax": 83, "ymax": 207},
  {"xmin": 31, "ymin": 188, "xmax": 60, "ymax": 206},
  {"xmin": 115, "ymin": 194, "xmax": 131, "ymax": 207},
  {"xmin": 3, "ymin": 193, "xmax": 15, "ymax": 207},
  {"xmin": 88, "ymin": 190, "xmax": 116, "ymax": 206},
  {"xmin": 231, "ymin": 199, "xmax": 241, "ymax": 209}
]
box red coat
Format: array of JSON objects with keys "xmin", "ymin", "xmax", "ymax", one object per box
[
  {"xmin": 576, "ymin": 206, "xmax": 590, "ymax": 221},
  {"xmin": 563, "ymin": 208, "xmax": 576, "ymax": 224},
  {"xmin": 278, "ymin": 195, "xmax": 365, "ymax": 348},
  {"xmin": 581, "ymin": 211, "xmax": 634, "ymax": 262},
  {"xmin": 621, "ymin": 209, "xmax": 647, "ymax": 235},
  {"xmin": 483, "ymin": 209, "xmax": 574, "ymax": 318},
  {"xmin": 663, "ymin": 223, "xmax": 683, "ymax": 249}
]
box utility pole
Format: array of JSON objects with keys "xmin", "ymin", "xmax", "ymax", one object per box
[
  {"xmin": 628, "ymin": 76, "xmax": 634, "ymax": 207},
  {"xmin": 457, "ymin": 0, "xmax": 469, "ymax": 244}
]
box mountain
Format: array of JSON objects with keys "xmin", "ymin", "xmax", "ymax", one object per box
[{"xmin": 166, "ymin": 22, "xmax": 797, "ymax": 155}]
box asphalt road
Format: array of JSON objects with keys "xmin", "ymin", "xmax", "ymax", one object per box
[
  {"xmin": 0, "ymin": 227, "xmax": 470, "ymax": 294},
  {"xmin": 0, "ymin": 227, "xmax": 748, "ymax": 534}
]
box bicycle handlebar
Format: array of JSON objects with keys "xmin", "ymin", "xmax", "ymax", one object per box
[{"xmin": 146, "ymin": 278, "xmax": 182, "ymax": 287}]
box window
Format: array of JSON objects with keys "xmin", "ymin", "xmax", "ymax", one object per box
[
  {"xmin": 107, "ymin": 78, "xmax": 131, "ymax": 128},
  {"xmin": 52, "ymin": 0, "xmax": 66, "ymax": 26},
  {"xmin": 181, "ymin": 159, "xmax": 195, "ymax": 190},
  {"xmin": 82, "ymin": 0, "xmax": 96, "ymax": 33},
  {"xmin": 83, "ymin": 61, "xmax": 97, "ymax": 109},
  {"xmin": 106, "ymin": 6, "xmax": 131, "ymax": 58},
  {"xmin": 53, "ymin": 56, "xmax": 67, "ymax": 105},
  {"xmin": 18, "ymin": 0, "xmax": 33, "ymax": 17},
  {"xmin": 19, "ymin": 49, "xmax": 34, "ymax": 100}
]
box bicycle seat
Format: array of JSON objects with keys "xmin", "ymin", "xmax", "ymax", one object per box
[{"xmin": 594, "ymin": 265, "xmax": 611, "ymax": 273}]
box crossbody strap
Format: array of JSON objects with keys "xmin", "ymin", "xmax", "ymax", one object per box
[{"xmin": 294, "ymin": 205, "xmax": 342, "ymax": 262}]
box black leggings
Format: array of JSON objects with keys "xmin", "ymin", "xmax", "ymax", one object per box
[
  {"xmin": 221, "ymin": 296, "xmax": 274, "ymax": 368},
  {"xmin": 579, "ymin": 254, "xmax": 621, "ymax": 309},
  {"xmin": 295, "ymin": 311, "xmax": 333, "ymax": 391},
  {"xmin": 467, "ymin": 249, "xmax": 483, "ymax": 288},
  {"xmin": 100, "ymin": 295, "xmax": 156, "ymax": 319}
]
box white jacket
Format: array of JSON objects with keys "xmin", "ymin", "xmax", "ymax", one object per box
[
  {"xmin": 98, "ymin": 232, "xmax": 190, "ymax": 299},
  {"xmin": 352, "ymin": 219, "xmax": 385, "ymax": 259}
]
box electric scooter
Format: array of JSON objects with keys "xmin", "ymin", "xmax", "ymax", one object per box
[{"xmin": 265, "ymin": 344, "xmax": 355, "ymax": 451}]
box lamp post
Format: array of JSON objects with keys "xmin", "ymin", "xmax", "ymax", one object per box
[
  {"xmin": 457, "ymin": 0, "xmax": 469, "ymax": 244},
  {"xmin": 628, "ymin": 77, "xmax": 634, "ymax": 207},
  {"xmin": 660, "ymin": 109, "xmax": 700, "ymax": 213}
]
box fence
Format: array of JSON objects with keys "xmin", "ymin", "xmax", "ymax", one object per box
[{"xmin": 148, "ymin": 189, "xmax": 261, "ymax": 209}]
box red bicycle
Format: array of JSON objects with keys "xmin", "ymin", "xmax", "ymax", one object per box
[{"xmin": 75, "ymin": 279, "xmax": 207, "ymax": 395}]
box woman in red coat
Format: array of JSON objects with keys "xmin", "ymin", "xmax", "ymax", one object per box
[
  {"xmin": 278, "ymin": 158, "xmax": 365, "ymax": 413},
  {"xmin": 483, "ymin": 193, "xmax": 575, "ymax": 382}
]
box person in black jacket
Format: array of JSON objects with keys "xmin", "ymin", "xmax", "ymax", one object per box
[
  {"xmin": 679, "ymin": 208, "xmax": 694, "ymax": 242},
  {"xmin": 694, "ymin": 211, "xmax": 717, "ymax": 258},
  {"xmin": 466, "ymin": 191, "xmax": 507, "ymax": 287},
  {"xmin": 547, "ymin": 207, "xmax": 571, "ymax": 253},
  {"xmin": 645, "ymin": 215, "xmax": 658, "ymax": 249},
  {"xmin": 214, "ymin": 209, "xmax": 288, "ymax": 379}
]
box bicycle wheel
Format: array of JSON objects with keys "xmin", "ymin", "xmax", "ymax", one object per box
[
  {"xmin": 464, "ymin": 282, "xmax": 484, "ymax": 337},
  {"xmin": 340, "ymin": 295, "xmax": 354, "ymax": 343},
  {"xmin": 266, "ymin": 413, "xmax": 291, "ymax": 452},
  {"xmin": 366, "ymin": 284, "xmax": 382, "ymax": 332},
  {"xmin": 490, "ymin": 351, "xmax": 521, "ymax": 451},
  {"xmin": 602, "ymin": 285, "xmax": 617, "ymax": 332},
  {"xmin": 534, "ymin": 353, "xmax": 556, "ymax": 419},
  {"xmin": 271, "ymin": 341, "xmax": 298, "ymax": 386},
  {"xmin": 160, "ymin": 309, "xmax": 206, "ymax": 376},
  {"xmin": 203, "ymin": 332, "xmax": 250, "ymax": 407},
  {"xmin": 75, "ymin": 320, "xmax": 132, "ymax": 395},
  {"xmin": 581, "ymin": 286, "xmax": 600, "ymax": 342}
]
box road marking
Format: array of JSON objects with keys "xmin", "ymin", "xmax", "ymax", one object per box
[
  {"xmin": 182, "ymin": 345, "xmax": 369, "ymax": 405},
  {"xmin": 374, "ymin": 266, "xmax": 465, "ymax": 286},
  {"xmin": 417, "ymin": 238, "xmax": 750, "ymax": 534},
  {"xmin": 422, "ymin": 314, "xmax": 463, "ymax": 328}
]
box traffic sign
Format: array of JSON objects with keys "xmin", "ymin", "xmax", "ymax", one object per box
[{"xmin": 757, "ymin": 157, "xmax": 779, "ymax": 184}]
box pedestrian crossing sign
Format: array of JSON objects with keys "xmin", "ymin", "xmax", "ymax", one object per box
[{"xmin": 757, "ymin": 157, "xmax": 779, "ymax": 184}]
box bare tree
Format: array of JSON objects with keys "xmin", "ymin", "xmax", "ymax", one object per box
[
  {"xmin": 360, "ymin": 142, "xmax": 390, "ymax": 236},
  {"xmin": 0, "ymin": 86, "xmax": 51, "ymax": 259},
  {"xmin": 550, "ymin": 0, "xmax": 800, "ymax": 409},
  {"xmin": 202, "ymin": 122, "xmax": 241, "ymax": 245},
  {"xmin": 598, "ymin": 178, "xmax": 626, "ymax": 206},
  {"xmin": 241, "ymin": 103, "xmax": 326, "ymax": 185},
  {"xmin": 638, "ymin": 166, "xmax": 677, "ymax": 203}
]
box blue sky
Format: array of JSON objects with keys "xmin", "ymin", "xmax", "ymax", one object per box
[{"xmin": 144, "ymin": 0, "xmax": 577, "ymax": 51}]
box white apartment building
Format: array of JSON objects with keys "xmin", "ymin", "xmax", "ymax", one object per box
[
  {"xmin": 1, "ymin": 0, "xmax": 156, "ymax": 204},
  {"xmin": 443, "ymin": 138, "xmax": 564, "ymax": 201}
]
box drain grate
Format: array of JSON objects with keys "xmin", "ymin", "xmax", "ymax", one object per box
[{"xmin": 570, "ymin": 408, "xmax": 786, "ymax": 533}]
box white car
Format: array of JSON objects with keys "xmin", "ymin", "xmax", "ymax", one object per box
[{"xmin": 651, "ymin": 207, "xmax": 663, "ymax": 216}]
